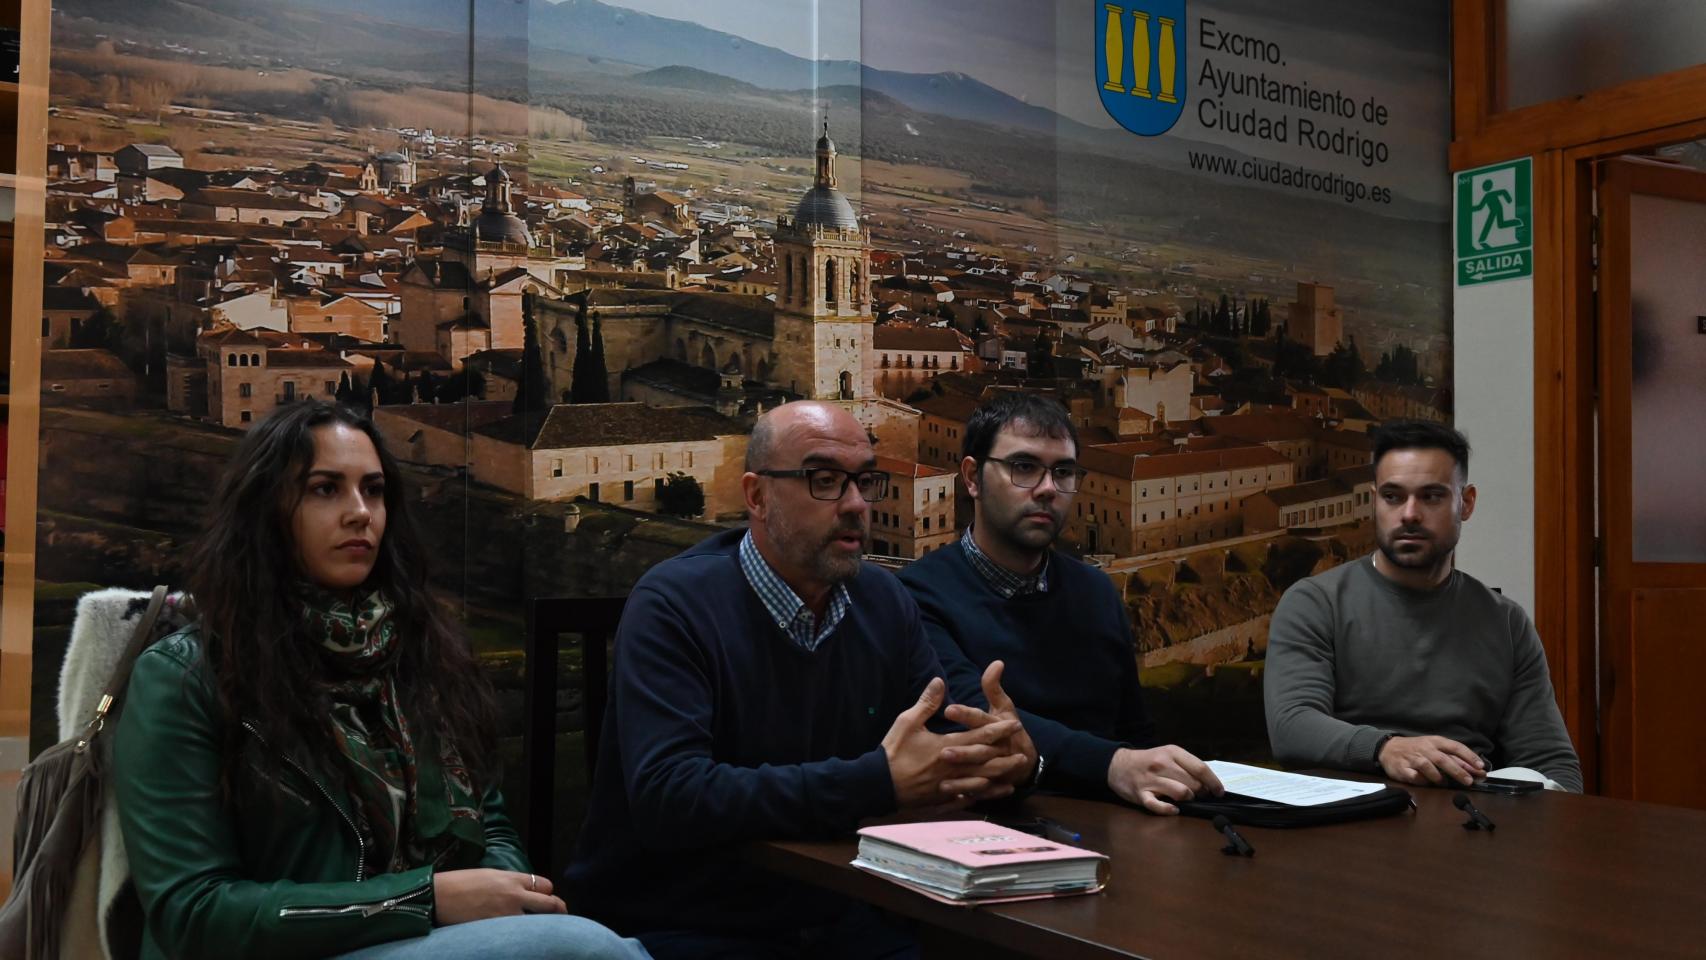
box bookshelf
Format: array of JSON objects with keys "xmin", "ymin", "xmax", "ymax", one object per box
[{"xmin": 0, "ymin": 0, "xmax": 48, "ymax": 898}]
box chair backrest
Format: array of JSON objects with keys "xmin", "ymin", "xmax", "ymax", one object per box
[{"xmin": 523, "ymin": 595, "xmax": 627, "ymax": 877}]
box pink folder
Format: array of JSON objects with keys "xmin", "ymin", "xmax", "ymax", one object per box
[{"xmin": 852, "ymin": 820, "xmax": 1109, "ymax": 906}]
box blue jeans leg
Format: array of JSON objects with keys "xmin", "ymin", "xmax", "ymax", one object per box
[
  {"xmin": 330, "ymin": 914, "xmax": 653, "ymax": 960},
  {"xmin": 638, "ymin": 904, "xmax": 919, "ymax": 960}
]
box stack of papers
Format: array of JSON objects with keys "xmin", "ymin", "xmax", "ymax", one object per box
[
  {"xmin": 852, "ymin": 820, "xmax": 1108, "ymax": 905},
  {"xmin": 1204, "ymin": 760, "xmax": 1389, "ymax": 805}
]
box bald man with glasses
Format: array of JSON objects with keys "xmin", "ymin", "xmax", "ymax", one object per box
[
  {"xmin": 568, "ymin": 401, "xmax": 1035, "ymax": 960},
  {"xmin": 900, "ymin": 393, "xmax": 1223, "ymax": 814}
]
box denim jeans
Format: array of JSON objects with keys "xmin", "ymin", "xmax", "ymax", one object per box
[
  {"xmin": 636, "ymin": 904, "xmax": 920, "ymax": 960},
  {"xmin": 330, "ymin": 914, "xmax": 653, "ymax": 960}
]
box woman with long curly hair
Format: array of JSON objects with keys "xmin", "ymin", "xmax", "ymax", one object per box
[{"xmin": 113, "ymin": 400, "xmax": 649, "ymax": 960}]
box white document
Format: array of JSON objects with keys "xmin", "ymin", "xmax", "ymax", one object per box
[
  {"xmin": 1204, "ymin": 760, "xmax": 1387, "ymax": 806},
  {"xmin": 1487, "ymin": 765, "xmax": 1563, "ymax": 791}
]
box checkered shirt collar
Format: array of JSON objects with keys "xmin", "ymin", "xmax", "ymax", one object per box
[
  {"xmin": 739, "ymin": 530, "xmax": 850, "ymax": 652},
  {"xmin": 960, "ymin": 526, "xmax": 1049, "ymax": 598}
]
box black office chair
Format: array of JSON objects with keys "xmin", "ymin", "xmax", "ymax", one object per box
[{"xmin": 522, "ymin": 595, "xmax": 627, "ymax": 874}]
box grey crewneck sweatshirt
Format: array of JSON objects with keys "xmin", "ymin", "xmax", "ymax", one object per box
[{"xmin": 1264, "ymin": 554, "xmax": 1583, "ymax": 792}]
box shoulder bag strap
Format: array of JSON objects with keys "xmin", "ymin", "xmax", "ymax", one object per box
[{"xmin": 76, "ymin": 585, "xmax": 171, "ymax": 748}]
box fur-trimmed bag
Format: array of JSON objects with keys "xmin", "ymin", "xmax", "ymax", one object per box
[{"xmin": 0, "ymin": 587, "xmax": 190, "ymax": 960}]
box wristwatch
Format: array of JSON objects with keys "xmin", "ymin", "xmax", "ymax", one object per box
[
  {"xmin": 1025, "ymin": 753, "xmax": 1047, "ymax": 789},
  {"xmin": 1371, "ymin": 733, "xmax": 1396, "ymax": 765}
]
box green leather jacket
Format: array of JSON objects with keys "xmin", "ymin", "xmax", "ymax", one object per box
[{"xmin": 113, "ymin": 628, "xmax": 530, "ymax": 960}]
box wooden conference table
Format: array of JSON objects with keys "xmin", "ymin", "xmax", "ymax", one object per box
[{"xmin": 747, "ymin": 784, "xmax": 1706, "ymax": 958}]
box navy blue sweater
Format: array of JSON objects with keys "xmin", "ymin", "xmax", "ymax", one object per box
[
  {"xmin": 565, "ymin": 529, "xmax": 940, "ymax": 937},
  {"xmin": 899, "ymin": 541, "xmax": 1156, "ymax": 800}
]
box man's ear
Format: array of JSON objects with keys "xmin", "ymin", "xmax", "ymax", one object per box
[
  {"xmin": 742, "ymin": 472, "xmax": 765, "ymax": 519},
  {"xmin": 959, "ymin": 456, "xmax": 981, "ymax": 499},
  {"xmin": 1459, "ymin": 482, "xmax": 1477, "ymax": 522}
]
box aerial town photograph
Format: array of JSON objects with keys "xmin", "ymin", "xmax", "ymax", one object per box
[{"xmin": 31, "ymin": 0, "xmax": 1450, "ymax": 860}]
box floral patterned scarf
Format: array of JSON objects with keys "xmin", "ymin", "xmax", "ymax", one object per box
[{"xmin": 302, "ymin": 586, "xmax": 484, "ymax": 873}]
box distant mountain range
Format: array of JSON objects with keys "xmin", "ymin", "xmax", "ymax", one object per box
[
  {"xmin": 279, "ymin": 0, "xmax": 1436, "ymax": 214},
  {"xmin": 251, "ymin": 0, "xmax": 1088, "ymax": 136},
  {"xmin": 56, "ymin": 0, "xmax": 1441, "ymax": 219},
  {"xmin": 628, "ymin": 66, "xmax": 765, "ymax": 98},
  {"xmin": 56, "ymin": 0, "xmax": 517, "ymax": 83},
  {"xmin": 65, "ymin": 0, "xmax": 1093, "ymax": 133}
]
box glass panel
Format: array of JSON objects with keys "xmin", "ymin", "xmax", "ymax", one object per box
[
  {"xmin": 1504, "ymin": 0, "xmax": 1706, "ymax": 111},
  {"xmin": 1627, "ymin": 191, "xmax": 1706, "ymax": 562},
  {"xmin": 24, "ymin": 0, "xmax": 1461, "ymax": 879}
]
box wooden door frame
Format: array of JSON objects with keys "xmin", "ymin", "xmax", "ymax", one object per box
[
  {"xmin": 1593, "ymin": 156, "xmax": 1706, "ymax": 800},
  {"xmin": 1454, "ymin": 0, "xmax": 1706, "ymax": 791},
  {"xmin": 0, "ymin": 0, "xmax": 53, "ymax": 901},
  {"xmin": 1452, "ymin": 0, "xmax": 1706, "ymax": 167}
]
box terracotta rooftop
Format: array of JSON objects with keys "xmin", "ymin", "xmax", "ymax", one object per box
[
  {"xmin": 875, "ymin": 455, "xmax": 950, "ymax": 479},
  {"xmin": 623, "ymin": 358, "xmax": 722, "ymax": 399},
  {"xmin": 1255, "ymin": 476, "xmax": 1357, "ymax": 509},
  {"xmin": 1200, "ymin": 411, "xmax": 1323, "ymax": 442},
  {"xmin": 374, "ymin": 400, "xmax": 514, "ymax": 433},
  {"xmin": 911, "ymin": 393, "xmax": 982, "ymax": 423},
  {"xmin": 42, "ymin": 286, "xmax": 102, "ymax": 312},
  {"xmin": 1079, "ymin": 443, "xmax": 1292, "ymax": 482},
  {"xmin": 184, "ymin": 188, "xmax": 325, "ymax": 213},
  {"xmin": 266, "ymin": 348, "xmax": 352, "ymax": 370},
  {"xmin": 201, "ymin": 326, "xmax": 294, "ymax": 348},
  {"xmin": 476, "ymin": 401, "xmax": 744, "ymax": 450},
  {"xmin": 41, "ymin": 348, "xmax": 135, "ymax": 380},
  {"xmin": 874, "ymin": 326, "xmax": 968, "ymax": 352}
]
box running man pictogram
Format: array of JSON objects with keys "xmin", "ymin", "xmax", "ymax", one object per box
[{"xmin": 1473, "ymin": 178, "xmax": 1522, "ymax": 249}]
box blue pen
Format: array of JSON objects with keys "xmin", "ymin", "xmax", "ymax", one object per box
[{"xmin": 1038, "ymin": 817, "xmax": 1081, "ymax": 845}]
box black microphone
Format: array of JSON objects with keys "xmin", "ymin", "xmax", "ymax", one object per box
[
  {"xmin": 1212, "ymin": 815, "xmax": 1255, "ymax": 857},
  {"xmin": 1453, "ymin": 792, "xmax": 1496, "ymax": 831}
]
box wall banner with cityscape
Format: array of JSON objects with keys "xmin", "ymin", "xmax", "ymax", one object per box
[{"xmin": 35, "ymin": 0, "xmax": 1449, "ymax": 855}]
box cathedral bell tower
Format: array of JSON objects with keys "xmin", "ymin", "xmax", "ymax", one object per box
[
  {"xmin": 771, "ymin": 123, "xmax": 875, "ymax": 400},
  {"xmin": 449, "ymin": 162, "xmax": 532, "ymax": 278}
]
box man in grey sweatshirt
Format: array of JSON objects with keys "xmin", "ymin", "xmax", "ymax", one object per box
[{"xmin": 1263, "ymin": 420, "xmax": 1583, "ymax": 792}]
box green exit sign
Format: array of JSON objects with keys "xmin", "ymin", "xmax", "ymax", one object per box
[{"xmin": 1456, "ymin": 158, "xmax": 1533, "ymax": 286}]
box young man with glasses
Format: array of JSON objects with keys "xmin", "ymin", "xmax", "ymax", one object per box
[
  {"xmin": 900, "ymin": 392, "xmax": 1223, "ymax": 812},
  {"xmin": 568, "ymin": 401, "xmax": 1035, "ymax": 959}
]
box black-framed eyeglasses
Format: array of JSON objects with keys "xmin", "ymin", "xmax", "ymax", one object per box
[
  {"xmin": 983, "ymin": 456, "xmax": 1086, "ymax": 493},
  {"xmin": 756, "ymin": 467, "xmax": 892, "ymax": 502}
]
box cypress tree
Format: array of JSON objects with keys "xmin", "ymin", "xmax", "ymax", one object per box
[
  {"xmin": 587, "ymin": 313, "xmax": 611, "ymax": 402},
  {"xmin": 417, "ymin": 368, "xmax": 439, "ymax": 403},
  {"xmin": 516, "ymin": 292, "xmax": 550, "ymax": 413},
  {"xmin": 369, "ymin": 359, "xmax": 392, "ymax": 407},
  {"xmin": 570, "ymin": 303, "xmax": 593, "ymax": 403}
]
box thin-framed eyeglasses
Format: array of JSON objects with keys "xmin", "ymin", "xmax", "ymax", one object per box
[
  {"xmin": 982, "ymin": 456, "xmax": 1086, "ymax": 493},
  {"xmin": 755, "ymin": 467, "xmax": 892, "ymax": 502}
]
